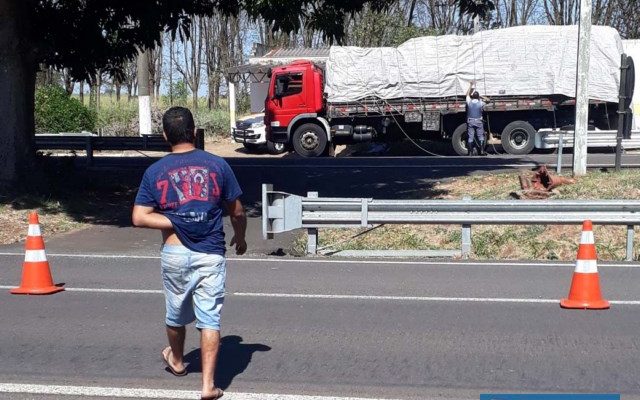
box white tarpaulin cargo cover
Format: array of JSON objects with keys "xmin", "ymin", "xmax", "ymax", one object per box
[{"xmin": 326, "ymin": 25, "xmax": 623, "ymax": 103}]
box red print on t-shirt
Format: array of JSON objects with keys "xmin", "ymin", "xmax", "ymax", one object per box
[{"xmin": 167, "ymin": 166, "xmax": 212, "ymax": 204}]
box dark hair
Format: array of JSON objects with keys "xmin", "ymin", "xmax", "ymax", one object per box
[
  {"xmin": 471, "ymin": 91, "xmax": 480, "ymax": 99},
  {"xmin": 162, "ymin": 107, "xmax": 195, "ymax": 145}
]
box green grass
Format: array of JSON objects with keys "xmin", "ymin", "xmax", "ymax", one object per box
[{"xmin": 75, "ymin": 95, "xmax": 236, "ymax": 139}]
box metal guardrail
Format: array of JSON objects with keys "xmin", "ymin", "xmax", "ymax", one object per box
[
  {"xmin": 535, "ymin": 129, "xmax": 640, "ymax": 149},
  {"xmin": 262, "ymin": 184, "xmax": 640, "ymax": 260},
  {"xmin": 35, "ymin": 129, "xmax": 205, "ymax": 166}
]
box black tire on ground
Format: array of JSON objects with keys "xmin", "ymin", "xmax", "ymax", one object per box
[
  {"xmin": 292, "ymin": 123, "xmax": 328, "ymax": 157},
  {"xmin": 451, "ymin": 123, "xmax": 469, "ymax": 156},
  {"xmin": 266, "ymin": 140, "xmax": 287, "ymax": 155},
  {"xmin": 242, "ymin": 142, "xmax": 261, "ymax": 152},
  {"xmin": 501, "ymin": 121, "xmax": 536, "ymax": 155}
]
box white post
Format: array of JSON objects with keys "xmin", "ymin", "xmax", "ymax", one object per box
[
  {"xmin": 572, "ymin": 0, "xmax": 591, "ymax": 176},
  {"xmin": 228, "ymin": 81, "xmax": 237, "ymax": 135},
  {"xmin": 137, "ymin": 48, "xmax": 152, "ymax": 136}
]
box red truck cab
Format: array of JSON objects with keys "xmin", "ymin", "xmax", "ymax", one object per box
[{"xmin": 266, "ymin": 61, "xmax": 330, "ymax": 156}]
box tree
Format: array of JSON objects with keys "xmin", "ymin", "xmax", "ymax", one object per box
[
  {"xmin": 493, "ymin": 0, "xmax": 540, "ymax": 27},
  {"xmin": 1, "ymin": 0, "xmax": 394, "ymax": 186},
  {"xmin": 457, "ymin": 0, "xmax": 496, "ymax": 21},
  {"xmin": 175, "ymin": 17, "xmax": 204, "ymax": 111},
  {"xmin": 615, "ymin": 1, "xmax": 640, "ymax": 39},
  {"xmin": 543, "ymin": 0, "xmax": 578, "ymax": 25}
]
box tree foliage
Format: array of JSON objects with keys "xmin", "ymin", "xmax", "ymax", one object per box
[
  {"xmin": 457, "ymin": 0, "xmax": 496, "ymax": 20},
  {"xmin": 31, "ymin": 0, "xmax": 396, "ymax": 83},
  {"xmin": 34, "ymin": 85, "xmax": 96, "ymax": 133}
]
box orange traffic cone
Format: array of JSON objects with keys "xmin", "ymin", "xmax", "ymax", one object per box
[
  {"xmin": 560, "ymin": 220, "xmax": 609, "ymax": 309},
  {"xmin": 10, "ymin": 212, "xmax": 64, "ymax": 295}
]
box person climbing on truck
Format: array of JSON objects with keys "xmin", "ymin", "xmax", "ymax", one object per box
[{"xmin": 466, "ymin": 81, "xmax": 490, "ymax": 156}]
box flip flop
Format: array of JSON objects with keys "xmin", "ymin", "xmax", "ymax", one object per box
[
  {"xmin": 161, "ymin": 346, "xmax": 187, "ymax": 376},
  {"xmin": 201, "ymin": 388, "xmax": 224, "ymax": 399}
]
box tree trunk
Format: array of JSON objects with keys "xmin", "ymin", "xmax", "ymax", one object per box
[
  {"xmin": 208, "ymin": 75, "xmax": 220, "ymax": 110},
  {"xmin": 407, "ymin": 0, "xmax": 418, "ymax": 27},
  {"xmin": 89, "ymin": 81, "xmax": 97, "ymax": 109},
  {"xmin": 79, "ymin": 81, "xmax": 85, "ymax": 104},
  {"xmin": 115, "ymin": 80, "xmax": 121, "ymax": 102},
  {"xmin": 0, "ymin": 0, "xmax": 36, "ymax": 185},
  {"xmin": 213, "ymin": 79, "xmax": 220, "ymax": 110},
  {"xmin": 64, "ymin": 69, "xmax": 74, "ymax": 94},
  {"xmin": 95, "ymin": 72, "xmax": 101, "ymax": 110}
]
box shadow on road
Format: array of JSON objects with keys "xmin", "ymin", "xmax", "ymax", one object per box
[
  {"xmin": 183, "ymin": 335, "xmax": 271, "ymax": 389},
  {"xmin": 1, "ymin": 150, "xmax": 541, "ymax": 227}
]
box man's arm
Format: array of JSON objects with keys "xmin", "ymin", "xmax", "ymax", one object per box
[
  {"xmin": 132, "ymin": 205, "xmax": 173, "ymax": 229},
  {"xmin": 225, "ymin": 199, "xmax": 247, "ymax": 255},
  {"xmin": 466, "ymin": 81, "xmax": 473, "ymax": 102}
]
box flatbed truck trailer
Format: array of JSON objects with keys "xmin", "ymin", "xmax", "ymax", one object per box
[{"xmin": 265, "ymin": 60, "xmax": 623, "ymax": 157}]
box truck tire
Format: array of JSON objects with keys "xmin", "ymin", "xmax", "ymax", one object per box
[
  {"xmin": 267, "ymin": 140, "xmax": 287, "ymax": 155},
  {"xmin": 501, "ymin": 121, "xmax": 536, "ymax": 155},
  {"xmin": 451, "ymin": 123, "xmax": 469, "ymax": 156},
  {"xmin": 292, "ymin": 123, "xmax": 328, "ymax": 157}
]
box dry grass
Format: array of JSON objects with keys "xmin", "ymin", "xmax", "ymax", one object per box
[
  {"xmin": 299, "ymin": 169, "xmax": 640, "ymax": 261},
  {"xmin": 0, "ymin": 163, "xmax": 137, "ymax": 245},
  {"xmin": 0, "ymin": 198, "xmax": 84, "ymax": 244}
]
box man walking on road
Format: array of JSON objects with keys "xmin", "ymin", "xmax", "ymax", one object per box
[{"xmin": 132, "ymin": 107, "xmax": 247, "ymax": 400}]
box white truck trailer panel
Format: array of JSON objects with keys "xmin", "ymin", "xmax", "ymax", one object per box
[{"xmin": 326, "ymin": 25, "xmax": 623, "ymax": 104}]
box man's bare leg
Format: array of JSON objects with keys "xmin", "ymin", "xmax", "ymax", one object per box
[
  {"xmin": 200, "ymin": 328, "xmax": 221, "ymax": 397},
  {"xmin": 164, "ymin": 325, "xmax": 186, "ymax": 372}
]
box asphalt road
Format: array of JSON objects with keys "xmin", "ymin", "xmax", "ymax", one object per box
[{"xmin": 1, "ymin": 251, "xmax": 640, "ymax": 399}]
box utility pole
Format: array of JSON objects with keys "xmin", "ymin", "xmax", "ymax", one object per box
[
  {"xmin": 137, "ymin": 48, "xmax": 152, "ymax": 136},
  {"xmin": 572, "ymin": 0, "xmax": 591, "ymax": 176}
]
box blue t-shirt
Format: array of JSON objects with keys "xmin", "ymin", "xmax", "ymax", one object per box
[{"xmin": 134, "ymin": 149, "xmax": 242, "ymax": 255}]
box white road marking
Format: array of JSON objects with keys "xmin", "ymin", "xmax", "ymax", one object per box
[
  {"xmin": 234, "ymin": 292, "xmax": 640, "ymax": 305},
  {"xmin": 0, "ymin": 252, "xmax": 159, "ymax": 259},
  {"xmin": 0, "ymin": 382, "xmax": 398, "ymax": 400},
  {"xmin": 2, "ymin": 285, "xmax": 640, "ymax": 305},
  {"xmin": 0, "ymin": 252, "xmax": 637, "ymax": 268},
  {"xmin": 0, "ymin": 285, "xmax": 162, "ymax": 294}
]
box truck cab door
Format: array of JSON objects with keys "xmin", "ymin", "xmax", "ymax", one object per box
[{"xmin": 269, "ymin": 72, "xmax": 307, "ymax": 127}]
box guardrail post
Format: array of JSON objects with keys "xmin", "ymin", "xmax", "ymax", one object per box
[
  {"xmin": 307, "ymin": 191, "xmax": 319, "ymax": 255},
  {"xmin": 626, "ymin": 225, "xmax": 635, "ymax": 261},
  {"xmin": 556, "ymin": 131, "xmax": 564, "ymax": 174},
  {"xmin": 461, "ymin": 196, "xmax": 472, "ymax": 259},
  {"xmin": 85, "ymin": 136, "xmax": 93, "ymax": 167},
  {"xmin": 461, "ymin": 224, "xmax": 471, "ymax": 259}
]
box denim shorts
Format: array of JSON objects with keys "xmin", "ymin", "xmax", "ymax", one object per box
[{"xmin": 160, "ymin": 244, "xmax": 226, "ymax": 330}]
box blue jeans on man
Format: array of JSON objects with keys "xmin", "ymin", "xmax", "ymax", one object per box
[{"xmin": 467, "ymin": 118, "xmax": 486, "ymax": 156}]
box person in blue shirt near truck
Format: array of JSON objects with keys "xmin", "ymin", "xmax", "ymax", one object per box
[
  {"xmin": 466, "ymin": 81, "xmax": 491, "ymax": 156},
  {"xmin": 132, "ymin": 106, "xmax": 246, "ymax": 400}
]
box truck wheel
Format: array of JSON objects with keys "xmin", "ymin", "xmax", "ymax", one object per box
[
  {"xmin": 501, "ymin": 121, "xmax": 536, "ymax": 155},
  {"xmin": 451, "ymin": 123, "xmax": 469, "ymax": 156},
  {"xmin": 267, "ymin": 140, "xmax": 287, "ymax": 155},
  {"xmin": 292, "ymin": 123, "xmax": 328, "ymax": 157}
]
